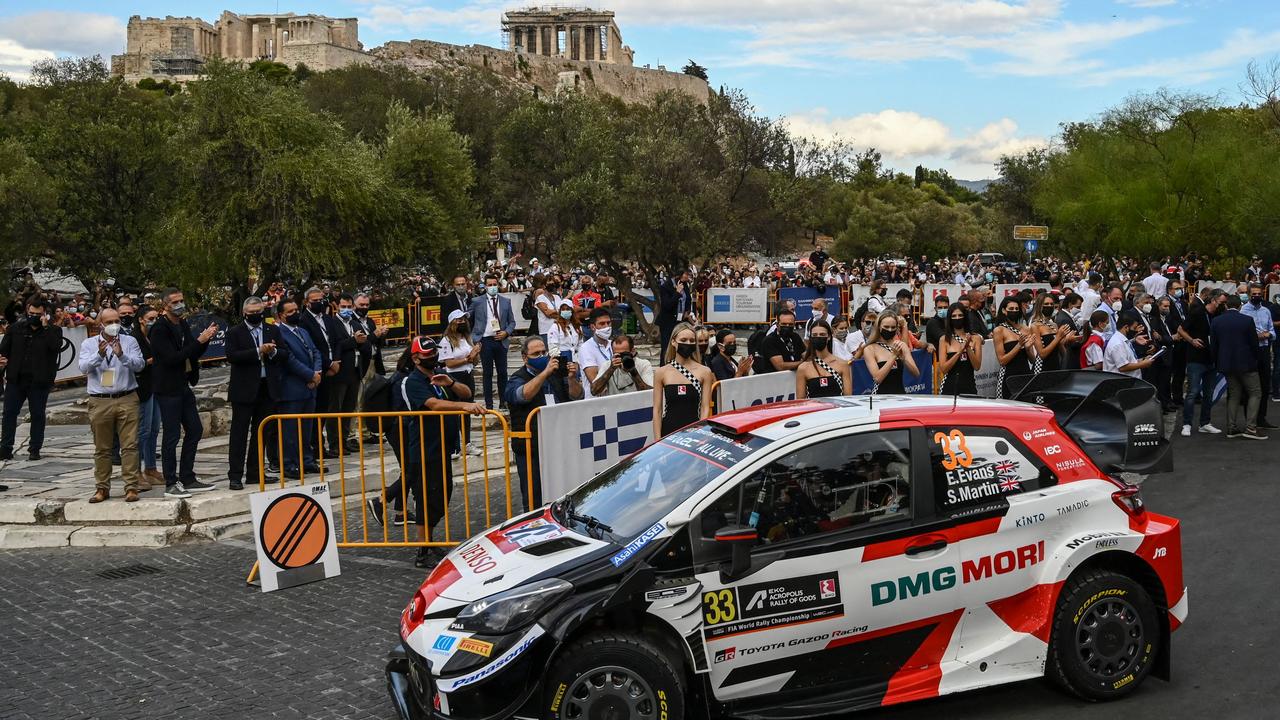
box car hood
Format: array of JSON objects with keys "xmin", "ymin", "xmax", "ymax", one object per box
[{"xmin": 427, "ymin": 510, "xmax": 613, "ymax": 606}]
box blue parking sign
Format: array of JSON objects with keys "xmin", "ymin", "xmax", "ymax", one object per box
[{"xmin": 1024, "ymin": 239, "xmax": 1039, "ymax": 253}]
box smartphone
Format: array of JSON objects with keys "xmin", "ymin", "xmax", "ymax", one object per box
[{"xmin": 1148, "ymin": 347, "xmax": 1167, "ymax": 362}]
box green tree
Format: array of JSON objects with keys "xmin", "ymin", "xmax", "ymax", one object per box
[{"xmin": 682, "ymin": 60, "xmax": 708, "ymax": 81}]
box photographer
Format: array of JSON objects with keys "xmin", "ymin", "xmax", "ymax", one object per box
[
  {"xmin": 505, "ymin": 336, "xmax": 582, "ymax": 512},
  {"xmin": 0, "ymin": 297, "xmax": 63, "ymax": 461},
  {"xmin": 592, "ymin": 334, "xmax": 653, "ymax": 397}
]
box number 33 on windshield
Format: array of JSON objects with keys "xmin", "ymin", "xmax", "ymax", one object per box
[{"xmin": 934, "ymin": 429, "xmax": 973, "ymax": 470}]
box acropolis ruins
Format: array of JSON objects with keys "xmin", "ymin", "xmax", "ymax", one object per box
[{"xmin": 501, "ymin": 7, "xmax": 634, "ymax": 66}]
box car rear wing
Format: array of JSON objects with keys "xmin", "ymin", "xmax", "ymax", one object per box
[{"xmin": 1009, "ymin": 370, "xmax": 1173, "ymax": 475}]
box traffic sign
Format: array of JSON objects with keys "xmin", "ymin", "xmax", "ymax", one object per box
[
  {"xmin": 1012, "ymin": 225, "xmax": 1049, "ymax": 241},
  {"xmin": 1024, "ymin": 239, "xmax": 1039, "ymax": 253},
  {"xmin": 250, "ymin": 483, "xmax": 341, "ymax": 592}
]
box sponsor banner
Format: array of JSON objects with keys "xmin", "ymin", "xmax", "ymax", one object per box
[
  {"xmin": 706, "ymin": 287, "xmax": 770, "ymax": 323},
  {"xmin": 923, "ymin": 284, "xmax": 967, "ymax": 306},
  {"xmin": 54, "ymin": 325, "xmax": 89, "ymax": 383},
  {"xmin": 535, "ymin": 390, "xmax": 654, "ymax": 500},
  {"xmin": 500, "ymin": 292, "xmax": 532, "ymax": 332},
  {"xmin": 436, "ymin": 625, "xmax": 545, "ymax": 692},
  {"xmin": 632, "ymin": 288, "xmax": 656, "ymax": 324},
  {"xmin": 702, "ymin": 572, "xmax": 844, "ymax": 640},
  {"xmin": 778, "ymin": 286, "xmax": 842, "ymax": 321},
  {"xmin": 848, "ymin": 284, "xmax": 912, "ymax": 316},
  {"xmin": 715, "ymin": 372, "xmax": 796, "ymax": 412},
  {"xmin": 849, "ymin": 349, "xmax": 933, "ymax": 394},
  {"xmin": 190, "ymin": 312, "xmax": 230, "ymax": 361},
  {"xmin": 366, "ymin": 307, "xmax": 410, "ymax": 341},
  {"xmin": 1198, "ymin": 280, "xmax": 1238, "ymax": 296},
  {"xmin": 994, "ymin": 283, "xmax": 1050, "ymax": 298},
  {"xmin": 418, "ymin": 295, "xmax": 447, "ymax": 336}
]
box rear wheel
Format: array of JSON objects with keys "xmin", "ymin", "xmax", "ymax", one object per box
[
  {"xmin": 1047, "ymin": 569, "xmax": 1160, "ymax": 701},
  {"xmin": 543, "ymin": 631, "xmax": 685, "ymax": 720}
]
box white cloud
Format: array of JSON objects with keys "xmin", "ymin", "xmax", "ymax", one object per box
[
  {"xmin": 786, "ymin": 108, "xmax": 1046, "ymax": 179},
  {"xmin": 0, "ymin": 38, "xmax": 55, "ymax": 81},
  {"xmin": 0, "ymin": 11, "xmax": 124, "ymax": 80}
]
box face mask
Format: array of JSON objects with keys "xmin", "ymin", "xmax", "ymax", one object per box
[
  {"xmin": 778, "ymin": 324, "xmax": 796, "ymax": 334},
  {"xmin": 723, "ymin": 343, "xmax": 737, "ymax": 356},
  {"xmin": 594, "ymin": 327, "xmax": 611, "ymax": 342},
  {"xmin": 1160, "ymin": 309, "xmax": 1170, "ymax": 317},
  {"xmin": 89, "ymin": 311, "xmax": 98, "ymax": 319},
  {"xmin": 559, "ymin": 309, "xmax": 573, "ymax": 320},
  {"xmin": 26, "ymin": 314, "xmax": 41, "ymax": 327},
  {"xmin": 1110, "ymin": 301, "xmax": 1123, "ymax": 312},
  {"xmin": 697, "ymin": 343, "xmax": 709, "ymax": 355},
  {"xmin": 1006, "ymin": 309, "xmax": 1022, "ymax": 322},
  {"xmin": 1140, "ymin": 303, "xmax": 1152, "ymax": 314},
  {"xmin": 455, "ymin": 322, "xmax": 469, "ymax": 333},
  {"xmin": 102, "ymin": 323, "xmax": 121, "ymax": 337},
  {"xmin": 950, "ymin": 317, "xmax": 967, "ymax": 329},
  {"xmin": 528, "ymin": 355, "xmax": 550, "ymax": 372},
  {"xmin": 863, "ymin": 322, "xmax": 874, "ymax": 332},
  {"xmin": 245, "ymin": 313, "xmax": 263, "ymax": 326},
  {"xmin": 309, "ymin": 300, "xmax": 326, "ymax": 314},
  {"xmin": 1251, "ymin": 297, "xmax": 1263, "ymax": 306},
  {"xmin": 1173, "ymin": 289, "xmax": 1184, "ymax": 298},
  {"xmin": 339, "ymin": 308, "xmax": 355, "ymax": 320},
  {"xmin": 170, "ymin": 303, "xmax": 187, "ymax": 317},
  {"xmin": 283, "ymin": 312, "xmax": 300, "ymax": 325},
  {"xmin": 486, "ymin": 286, "xmax": 499, "ymax": 297},
  {"xmin": 936, "ymin": 309, "xmax": 947, "ymax": 318},
  {"xmin": 676, "ymin": 342, "xmax": 697, "ymax": 359},
  {"xmin": 119, "ymin": 315, "xmax": 135, "ymax": 328},
  {"xmin": 835, "ymin": 330, "xmax": 848, "ymax": 341},
  {"xmin": 810, "ymin": 337, "xmax": 829, "ymax": 352},
  {"xmin": 455, "ymin": 285, "xmax": 467, "ymax": 293},
  {"xmin": 414, "ymin": 357, "xmax": 438, "ymax": 372},
  {"xmin": 145, "ymin": 320, "xmax": 156, "ymax": 331},
  {"xmin": 355, "ymin": 308, "xmax": 368, "ymax": 318}
]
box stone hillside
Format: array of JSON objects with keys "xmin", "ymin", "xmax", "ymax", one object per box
[{"xmin": 371, "ymin": 39, "xmax": 710, "ymax": 105}]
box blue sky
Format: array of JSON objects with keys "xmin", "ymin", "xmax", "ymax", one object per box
[{"xmin": 3, "ymin": 1, "xmax": 1279, "ymax": 179}]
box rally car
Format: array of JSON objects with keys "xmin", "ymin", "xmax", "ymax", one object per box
[{"xmin": 387, "ymin": 371, "xmax": 1186, "ymax": 720}]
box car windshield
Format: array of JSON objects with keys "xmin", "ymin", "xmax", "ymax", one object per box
[{"xmin": 558, "ymin": 423, "xmax": 769, "ymax": 541}]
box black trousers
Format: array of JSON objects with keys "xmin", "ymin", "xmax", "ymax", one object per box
[
  {"xmin": 511, "ymin": 440, "xmax": 543, "ymax": 513},
  {"xmin": 326, "ymin": 379, "xmax": 357, "ymax": 453},
  {"xmin": 657, "ymin": 319, "xmax": 676, "ymax": 366},
  {"xmin": 1257, "ymin": 347, "xmax": 1272, "ymax": 424},
  {"xmin": 228, "ymin": 379, "xmax": 275, "ymax": 484},
  {"xmin": 1170, "ymin": 343, "xmax": 1188, "ymax": 403},
  {"xmin": 1, "ymin": 381, "xmax": 50, "ymax": 453},
  {"xmin": 157, "ymin": 388, "xmax": 201, "ymax": 484}
]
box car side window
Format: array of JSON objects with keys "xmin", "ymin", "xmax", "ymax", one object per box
[
  {"xmin": 927, "ymin": 426, "xmax": 1057, "ymax": 515},
  {"xmin": 702, "ymin": 430, "xmax": 913, "ymax": 546}
]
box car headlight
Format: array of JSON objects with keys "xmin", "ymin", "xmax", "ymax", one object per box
[{"xmin": 451, "ymin": 579, "xmax": 573, "ymax": 634}]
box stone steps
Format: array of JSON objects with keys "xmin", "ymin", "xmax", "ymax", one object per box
[{"xmin": 0, "ymin": 445, "xmax": 513, "ymax": 548}]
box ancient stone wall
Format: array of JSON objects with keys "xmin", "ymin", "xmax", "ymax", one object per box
[
  {"xmin": 373, "ymin": 40, "xmax": 709, "ymax": 105},
  {"xmin": 280, "ymin": 42, "xmax": 372, "ymax": 72}
]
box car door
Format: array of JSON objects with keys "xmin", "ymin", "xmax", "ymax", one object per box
[{"xmin": 691, "ymin": 423, "xmax": 967, "ymax": 710}]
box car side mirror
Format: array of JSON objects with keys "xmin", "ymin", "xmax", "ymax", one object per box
[{"xmin": 715, "ymin": 525, "xmax": 757, "ymax": 581}]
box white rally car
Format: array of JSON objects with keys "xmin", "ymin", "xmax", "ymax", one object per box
[{"xmin": 387, "ymin": 371, "xmax": 1186, "ymax": 720}]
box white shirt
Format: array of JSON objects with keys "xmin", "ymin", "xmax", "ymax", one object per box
[
  {"xmin": 1079, "ymin": 287, "xmax": 1102, "ymax": 319},
  {"xmin": 535, "ymin": 292, "xmax": 561, "ymax": 335},
  {"xmin": 803, "ymin": 312, "xmax": 834, "ymax": 338},
  {"xmin": 438, "ymin": 335, "xmax": 475, "ymax": 374},
  {"xmin": 743, "ymin": 275, "xmax": 761, "ymax": 288},
  {"xmin": 483, "ymin": 293, "xmax": 502, "ymax": 337},
  {"xmin": 866, "ymin": 295, "xmax": 888, "ymax": 314},
  {"xmin": 545, "ymin": 323, "xmax": 581, "ymax": 362},
  {"xmin": 845, "ymin": 330, "xmax": 869, "ymax": 357},
  {"xmin": 578, "ymin": 335, "xmax": 614, "ymax": 400},
  {"xmin": 1084, "ymin": 338, "xmax": 1106, "ymax": 368},
  {"xmin": 79, "ymin": 333, "xmax": 145, "ymax": 394},
  {"xmin": 1103, "ymin": 331, "xmax": 1140, "ymax": 377},
  {"xmin": 1142, "ymin": 273, "xmax": 1168, "ymax": 299},
  {"xmin": 831, "ymin": 334, "xmax": 853, "ymax": 361}
]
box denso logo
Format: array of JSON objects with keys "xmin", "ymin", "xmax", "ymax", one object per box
[
  {"xmin": 458, "ymin": 543, "xmax": 498, "ymax": 574},
  {"xmin": 871, "ymin": 541, "xmax": 1045, "ymax": 606}
]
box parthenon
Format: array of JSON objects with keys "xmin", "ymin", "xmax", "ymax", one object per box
[{"xmin": 501, "ymin": 7, "xmax": 634, "ymax": 66}]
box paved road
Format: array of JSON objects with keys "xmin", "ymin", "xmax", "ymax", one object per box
[{"xmin": 2, "ymin": 409, "xmax": 1278, "ymax": 719}]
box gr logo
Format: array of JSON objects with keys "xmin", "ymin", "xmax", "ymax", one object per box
[{"xmin": 714, "ymin": 646, "xmax": 736, "ymax": 663}]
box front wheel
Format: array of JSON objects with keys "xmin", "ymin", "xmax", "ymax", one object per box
[
  {"xmin": 1047, "ymin": 569, "xmax": 1160, "ymax": 701},
  {"xmin": 543, "ymin": 631, "xmax": 685, "ymax": 720}
]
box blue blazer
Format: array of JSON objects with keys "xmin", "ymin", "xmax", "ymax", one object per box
[
  {"xmin": 469, "ymin": 294, "xmax": 517, "ymax": 347},
  {"xmin": 1210, "ymin": 310, "xmax": 1259, "ymax": 375},
  {"xmin": 276, "ymin": 322, "xmax": 323, "ymax": 402}
]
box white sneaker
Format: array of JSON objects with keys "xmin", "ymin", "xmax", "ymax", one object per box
[
  {"xmin": 466, "ymin": 443, "xmax": 483, "ymax": 456},
  {"xmin": 1199, "ymin": 423, "xmax": 1222, "ymax": 434},
  {"xmin": 1180, "ymin": 425, "xmax": 1191, "ymax": 437}
]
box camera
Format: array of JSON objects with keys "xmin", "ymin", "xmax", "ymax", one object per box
[{"xmin": 619, "ymin": 352, "xmax": 635, "ymax": 371}]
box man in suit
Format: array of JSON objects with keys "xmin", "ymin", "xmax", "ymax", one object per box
[
  {"xmin": 657, "ymin": 270, "xmax": 694, "ymax": 362},
  {"xmin": 224, "ymin": 297, "xmax": 287, "ymax": 490},
  {"xmin": 274, "ymin": 298, "xmax": 323, "ymax": 476},
  {"xmin": 298, "ymin": 286, "xmax": 343, "ymax": 458},
  {"xmin": 351, "ymin": 292, "xmax": 387, "ymax": 378},
  {"xmin": 0, "ymin": 296, "xmax": 63, "ymax": 461},
  {"xmin": 1211, "ymin": 294, "xmax": 1267, "ymax": 440},
  {"xmin": 442, "ymin": 275, "xmax": 473, "ymax": 321},
  {"xmin": 469, "ymin": 273, "xmax": 517, "ymax": 410},
  {"xmin": 149, "ymin": 287, "xmax": 219, "ymax": 497},
  {"xmin": 331, "ymin": 294, "xmax": 367, "ymax": 453}
]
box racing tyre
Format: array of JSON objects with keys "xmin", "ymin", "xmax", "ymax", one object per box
[
  {"xmin": 1047, "ymin": 569, "xmax": 1160, "ymax": 701},
  {"xmin": 543, "ymin": 631, "xmax": 685, "ymax": 720}
]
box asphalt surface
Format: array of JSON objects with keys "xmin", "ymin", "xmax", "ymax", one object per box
[{"xmin": 2, "ymin": 404, "xmax": 1278, "ymax": 719}]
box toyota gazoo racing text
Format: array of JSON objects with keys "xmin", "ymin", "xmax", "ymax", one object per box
[{"xmin": 386, "ymin": 371, "xmax": 1187, "ymax": 720}]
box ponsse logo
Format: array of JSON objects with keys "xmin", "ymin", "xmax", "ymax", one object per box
[{"xmin": 872, "ymin": 541, "xmax": 1044, "ymax": 606}]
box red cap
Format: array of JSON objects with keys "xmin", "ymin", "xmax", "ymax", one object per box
[{"xmin": 410, "ymin": 336, "xmax": 438, "ymax": 358}]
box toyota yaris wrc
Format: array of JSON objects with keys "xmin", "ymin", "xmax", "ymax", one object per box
[{"xmin": 387, "ymin": 371, "xmax": 1187, "ymax": 720}]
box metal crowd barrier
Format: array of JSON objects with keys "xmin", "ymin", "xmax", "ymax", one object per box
[{"xmin": 246, "ymin": 409, "xmax": 515, "ymax": 584}]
